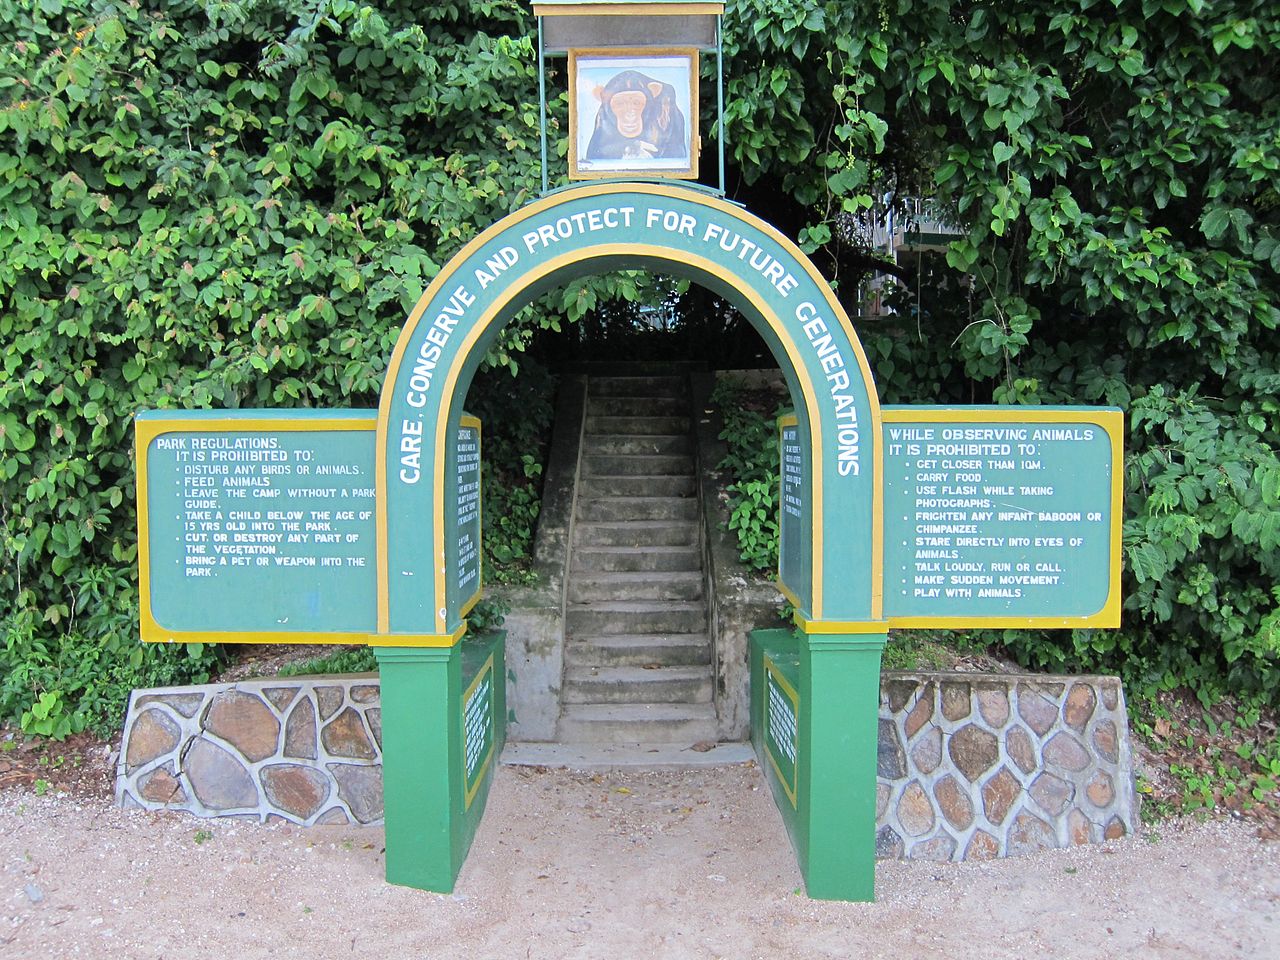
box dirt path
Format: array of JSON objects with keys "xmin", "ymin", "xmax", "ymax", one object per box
[{"xmin": 3, "ymin": 763, "xmax": 1276, "ymax": 959}]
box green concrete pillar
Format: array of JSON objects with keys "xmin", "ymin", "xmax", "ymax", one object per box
[
  {"xmin": 374, "ymin": 644, "xmax": 460, "ymax": 892},
  {"xmin": 800, "ymin": 632, "xmax": 885, "ymax": 901}
]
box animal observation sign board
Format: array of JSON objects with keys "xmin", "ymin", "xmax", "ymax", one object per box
[
  {"xmin": 136, "ymin": 409, "xmax": 482, "ymax": 645},
  {"xmin": 776, "ymin": 405, "xmax": 1123, "ymax": 630}
]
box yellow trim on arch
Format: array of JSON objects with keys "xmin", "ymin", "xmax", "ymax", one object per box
[
  {"xmin": 377, "ymin": 182, "xmax": 885, "ymax": 632},
  {"xmin": 880, "ymin": 406, "xmax": 1124, "ymax": 631},
  {"xmin": 134, "ymin": 415, "xmax": 377, "ymax": 646}
]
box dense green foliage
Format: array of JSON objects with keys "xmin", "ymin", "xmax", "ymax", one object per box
[
  {"xmin": 1, "ymin": 0, "xmax": 1277, "ymax": 737},
  {"xmin": 0, "ymin": 0, "xmax": 554, "ymax": 733},
  {"xmin": 722, "ymin": 0, "xmax": 1279, "ymax": 705},
  {"xmin": 711, "ymin": 377, "xmax": 782, "ymax": 573}
]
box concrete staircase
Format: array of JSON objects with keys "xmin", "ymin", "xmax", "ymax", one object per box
[{"xmin": 559, "ymin": 373, "xmax": 717, "ymax": 743}]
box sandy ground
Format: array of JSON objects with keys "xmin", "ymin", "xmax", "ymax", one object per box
[{"xmin": 3, "ymin": 762, "xmax": 1277, "ymax": 959}]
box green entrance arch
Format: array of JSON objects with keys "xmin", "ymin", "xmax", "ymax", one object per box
[
  {"xmin": 371, "ymin": 183, "xmax": 889, "ymax": 900},
  {"xmin": 376, "ymin": 183, "xmax": 885, "ymax": 637}
]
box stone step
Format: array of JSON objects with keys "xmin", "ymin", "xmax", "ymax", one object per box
[
  {"xmin": 565, "ymin": 600, "xmax": 707, "ymax": 636},
  {"xmin": 577, "ymin": 475, "xmax": 696, "ymax": 498},
  {"xmin": 557, "ymin": 702, "xmax": 718, "ymax": 743},
  {"xmin": 588, "ymin": 376, "xmax": 688, "ymax": 398},
  {"xmin": 582, "ymin": 454, "xmax": 694, "ymax": 476},
  {"xmin": 573, "ymin": 521, "xmax": 697, "ymax": 548},
  {"xmin": 564, "ymin": 633, "xmax": 712, "ymax": 667},
  {"xmin": 584, "ymin": 415, "xmax": 691, "ymax": 436},
  {"xmin": 576, "ymin": 496, "xmax": 698, "ymax": 523},
  {"xmin": 567, "ymin": 571, "xmax": 703, "ymax": 603},
  {"xmin": 588, "ymin": 396, "xmax": 687, "ymax": 417},
  {"xmin": 572, "ymin": 545, "xmax": 701, "ymax": 573},
  {"xmin": 562, "ymin": 666, "xmax": 714, "ymax": 704},
  {"xmin": 583, "ymin": 434, "xmax": 692, "ymax": 457}
]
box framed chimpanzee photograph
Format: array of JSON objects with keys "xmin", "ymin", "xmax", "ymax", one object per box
[{"xmin": 568, "ymin": 48, "xmax": 699, "ymax": 180}]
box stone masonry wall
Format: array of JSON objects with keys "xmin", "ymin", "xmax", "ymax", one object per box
[
  {"xmin": 117, "ymin": 675, "xmax": 383, "ymax": 825},
  {"xmin": 877, "ymin": 672, "xmax": 1137, "ymax": 861},
  {"xmin": 119, "ymin": 671, "xmax": 1137, "ymax": 861}
]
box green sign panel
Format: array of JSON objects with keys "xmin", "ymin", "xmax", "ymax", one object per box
[
  {"xmin": 448, "ymin": 417, "xmax": 483, "ymax": 621},
  {"xmin": 137, "ymin": 410, "xmax": 378, "ymax": 642},
  {"xmin": 777, "ymin": 415, "xmax": 811, "ymax": 613},
  {"xmin": 881, "ymin": 407, "xmax": 1123, "ymax": 627},
  {"xmin": 763, "ymin": 655, "xmax": 799, "ymax": 808},
  {"xmin": 462, "ymin": 652, "xmax": 495, "ymax": 808},
  {"xmin": 137, "ymin": 409, "xmax": 484, "ymax": 643}
]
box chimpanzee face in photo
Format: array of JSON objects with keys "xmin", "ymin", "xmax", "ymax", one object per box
[{"xmin": 609, "ymin": 89, "xmax": 650, "ymax": 139}]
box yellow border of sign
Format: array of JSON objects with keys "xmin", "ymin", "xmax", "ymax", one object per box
[
  {"xmin": 881, "ymin": 407, "xmax": 1124, "ymax": 630},
  {"xmin": 462, "ymin": 652, "xmax": 496, "ymax": 810},
  {"xmin": 763, "ymin": 655, "xmax": 799, "ymax": 808},
  {"xmin": 135, "ymin": 415, "xmax": 380, "ymax": 646},
  {"xmin": 534, "ymin": 4, "xmax": 725, "ymax": 16},
  {"xmin": 456, "ymin": 415, "xmax": 484, "ymax": 620},
  {"xmin": 567, "ymin": 47, "xmax": 700, "ymax": 181},
  {"xmin": 377, "ymin": 182, "xmax": 884, "ymax": 634}
]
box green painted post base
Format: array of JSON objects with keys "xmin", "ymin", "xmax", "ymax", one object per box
[
  {"xmin": 751, "ymin": 627, "xmax": 885, "ymax": 902},
  {"xmin": 374, "ymin": 632, "xmax": 505, "ymax": 893}
]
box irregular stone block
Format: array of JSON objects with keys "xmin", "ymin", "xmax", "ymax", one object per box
[
  {"xmin": 1086, "ymin": 770, "xmax": 1115, "ymax": 808},
  {"xmin": 1064, "ymin": 683, "xmax": 1097, "ymax": 732},
  {"xmin": 263, "ymin": 687, "xmax": 298, "ymax": 712},
  {"xmin": 875, "ymin": 825, "xmax": 904, "ymax": 859},
  {"xmin": 1007, "ymin": 812, "xmax": 1057, "ymax": 856},
  {"xmin": 186, "ymin": 738, "xmax": 258, "ymax": 811},
  {"xmin": 315, "ymin": 806, "xmax": 351, "ymax": 826},
  {"xmin": 885, "ymin": 679, "xmax": 916, "ymax": 714},
  {"xmin": 910, "ymin": 727, "xmax": 942, "ymax": 775},
  {"xmin": 204, "ymin": 691, "xmax": 280, "ymax": 763},
  {"xmin": 934, "ymin": 775, "xmax": 974, "ymax": 830},
  {"xmin": 351, "ymin": 684, "xmax": 379, "ymax": 704},
  {"xmin": 1068, "ymin": 809, "xmax": 1094, "ymax": 846},
  {"xmin": 136, "ymin": 693, "xmax": 204, "ymax": 718},
  {"xmin": 1016, "ymin": 684, "xmax": 1059, "ymax": 737},
  {"xmin": 284, "ymin": 698, "xmax": 318, "ymax": 760},
  {"xmin": 329, "ymin": 763, "xmax": 384, "ymax": 823},
  {"xmin": 1092, "ymin": 718, "xmax": 1118, "ymax": 763},
  {"xmin": 139, "ymin": 765, "xmax": 186, "ymax": 804},
  {"xmin": 126, "ymin": 708, "xmax": 181, "ymax": 772},
  {"xmin": 877, "ymin": 719, "xmax": 905, "ymax": 779},
  {"xmin": 910, "ymin": 834, "xmax": 957, "ymax": 862},
  {"xmin": 941, "ymin": 681, "xmax": 971, "ymax": 722},
  {"xmin": 1100, "ymin": 680, "xmax": 1119, "ymax": 711},
  {"xmin": 976, "ymin": 685, "xmax": 1009, "ymax": 728},
  {"xmin": 966, "ymin": 830, "xmax": 1000, "ymax": 860},
  {"xmin": 365, "ymin": 708, "xmax": 382, "ymax": 751},
  {"xmin": 982, "ymin": 766, "xmax": 1021, "ymax": 826},
  {"xmin": 876, "ymin": 782, "xmax": 891, "ymax": 819},
  {"xmin": 1029, "ymin": 772, "xmax": 1074, "ymax": 816},
  {"xmin": 1006, "ymin": 725, "xmax": 1038, "ymax": 775},
  {"xmin": 1104, "ymin": 816, "xmax": 1127, "ymax": 840},
  {"xmin": 1044, "ymin": 732, "xmax": 1091, "ymax": 772},
  {"xmin": 322, "ymin": 708, "xmax": 376, "ymax": 760},
  {"xmin": 316, "ymin": 686, "xmax": 345, "ymax": 721},
  {"xmin": 949, "ymin": 723, "xmax": 999, "ymax": 781},
  {"xmin": 897, "ymin": 781, "xmax": 935, "ymax": 837},
  {"xmin": 260, "ymin": 764, "xmax": 329, "ymax": 820},
  {"xmin": 904, "ymin": 685, "xmax": 935, "ymax": 738}
]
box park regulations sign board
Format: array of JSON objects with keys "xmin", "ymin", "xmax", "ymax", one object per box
[{"xmin": 136, "ymin": 409, "xmax": 482, "ymax": 645}]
